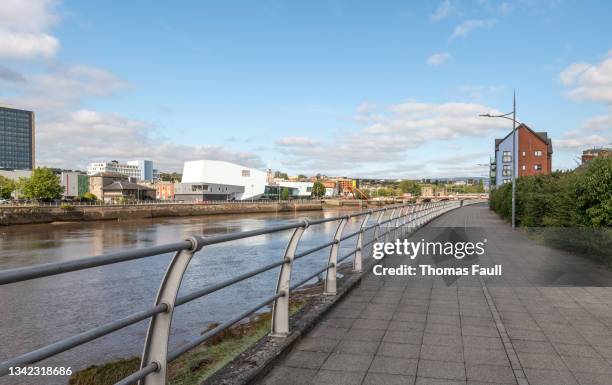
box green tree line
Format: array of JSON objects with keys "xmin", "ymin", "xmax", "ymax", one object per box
[{"xmin": 489, "ymin": 157, "xmax": 612, "ymax": 266}]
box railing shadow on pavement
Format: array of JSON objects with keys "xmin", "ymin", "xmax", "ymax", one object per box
[{"xmin": 0, "ymin": 200, "xmax": 479, "ymax": 385}]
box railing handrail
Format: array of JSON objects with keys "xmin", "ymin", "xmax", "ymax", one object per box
[{"xmin": 0, "ymin": 199, "xmax": 480, "ymax": 384}]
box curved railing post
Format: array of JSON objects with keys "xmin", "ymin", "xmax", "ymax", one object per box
[
  {"xmin": 324, "ymin": 216, "xmax": 348, "ymax": 295},
  {"xmin": 385, "ymin": 208, "xmax": 396, "ymax": 243},
  {"xmin": 403, "ymin": 205, "xmax": 412, "ymax": 237},
  {"xmin": 353, "ymin": 212, "xmax": 371, "ymax": 272},
  {"xmin": 392, "ymin": 207, "xmax": 402, "ymax": 241},
  {"xmin": 422, "ymin": 203, "xmax": 429, "ymax": 225},
  {"xmin": 373, "ymin": 209, "xmax": 385, "ymax": 246},
  {"xmin": 140, "ymin": 237, "xmax": 203, "ymax": 385},
  {"xmin": 271, "ymin": 220, "xmax": 308, "ymax": 337}
]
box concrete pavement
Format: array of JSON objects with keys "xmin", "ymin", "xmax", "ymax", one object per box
[{"xmin": 258, "ymin": 203, "xmax": 612, "ymax": 385}]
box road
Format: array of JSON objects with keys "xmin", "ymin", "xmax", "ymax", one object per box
[{"xmin": 260, "ymin": 203, "xmax": 612, "ymax": 385}]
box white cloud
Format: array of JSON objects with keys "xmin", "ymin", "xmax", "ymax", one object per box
[
  {"xmin": 356, "ymin": 101, "xmax": 374, "ymax": 114},
  {"xmin": 427, "ymin": 53, "xmax": 452, "ymax": 66},
  {"xmin": 555, "ymin": 135, "xmax": 609, "ymax": 150},
  {"xmin": 497, "ymin": 2, "xmax": 514, "ymax": 15},
  {"xmin": 275, "ymin": 136, "xmax": 319, "ymax": 147},
  {"xmin": 0, "ymin": 2, "xmax": 265, "ymax": 172},
  {"xmin": 451, "ymin": 19, "xmax": 496, "ymax": 39},
  {"xmin": 0, "ymin": 0, "xmax": 60, "ymax": 58},
  {"xmin": 557, "ymin": 52, "xmax": 612, "ymax": 153},
  {"xmin": 581, "ymin": 113, "xmax": 612, "ymax": 132},
  {"xmin": 0, "ymin": 65, "xmax": 26, "ymax": 82},
  {"xmin": 555, "ymin": 113, "xmax": 612, "ymax": 150},
  {"xmin": 9, "ymin": 64, "xmax": 128, "ymax": 116},
  {"xmin": 560, "ymin": 53, "xmax": 612, "ymax": 103},
  {"xmin": 459, "ymin": 85, "xmax": 505, "ymax": 100},
  {"xmin": 431, "ymin": 0, "xmax": 453, "ymax": 21},
  {"xmin": 276, "ymin": 101, "xmax": 508, "ymax": 175},
  {"xmin": 35, "ymin": 109, "xmax": 265, "ymax": 171}
]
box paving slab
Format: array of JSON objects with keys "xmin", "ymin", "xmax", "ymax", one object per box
[{"xmin": 257, "ymin": 204, "xmax": 612, "ymax": 385}]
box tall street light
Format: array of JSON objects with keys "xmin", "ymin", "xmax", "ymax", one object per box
[{"xmin": 479, "ymin": 91, "xmax": 519, "ymax": 229}]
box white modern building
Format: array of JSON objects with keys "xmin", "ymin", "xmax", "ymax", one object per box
[
  {"xmin": 87, "ymin": 161, "xmax": 140, "ymax": 179},
  {"xmin": 87, "ymin": 160, "xmax": 157, "ymax": 181},
  {"xmin": 127, "ymin": 160, "xmax": 155, "ymax": 181},
  {"xmin": 181, "ymin": 160, "xmax": 267, "ymax": 200},
  {"xmin": 276, "ymin": 181, "xmax": 314, "ymax": 198}
]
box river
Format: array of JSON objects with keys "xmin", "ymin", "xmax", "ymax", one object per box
[{"xmin": 0, "ymin": 209, "xmax": 368, "ymax": 385}]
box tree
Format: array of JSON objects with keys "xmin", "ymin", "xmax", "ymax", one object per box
[
  {"xmin": 298, "ymin": 174, "xmax": 307, "ymax": 180},
  {"xmin": 280, "ymin": 187, "xmax": 290, "ymax": 200},
  {"xmin": 0, "ymin": 176, "xmax": 16, "ymax": 199},
  {"xmin": 311, "ymin": 181, "xmax": 326, "ymax": 198},
  {"xmin": 399, "ymin": 180, "xmax": 420, "ymax": 196},
  {"xmin": 274, "ymin": 171, "xmax": 289, "ymax": 180},
  {"xmin": 575, "ymin": 157, "xmax": 612, "ymax": 227},
  {"xmin": 20, "ymin": 168, "xmax": 64, "ymax": 201},
  {"xmin": 80, "ymin": 192, "xmax": 98, "ymax": 202},
  {"xmin": 159, "ymin": 172, "xmax": 182, "ymax": 182}
]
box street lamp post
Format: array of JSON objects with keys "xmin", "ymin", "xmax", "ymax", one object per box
[{"xmin": 479, "ymin": 91, "xmax": 518, "ymax": 229}]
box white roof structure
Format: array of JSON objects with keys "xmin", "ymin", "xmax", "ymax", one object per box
[{"xmin": 181, "ymin": 160, "xmax": 267, "ymax": 200}]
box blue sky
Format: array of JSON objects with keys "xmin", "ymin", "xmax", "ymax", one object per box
[{"xmin": 1, "ymin": 0, "xmax": 611, "ymax": 178}]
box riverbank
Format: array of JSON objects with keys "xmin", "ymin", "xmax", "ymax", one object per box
[{"xmin": 0, "ymin": 201, "xmax": 323, "ymax": 226}]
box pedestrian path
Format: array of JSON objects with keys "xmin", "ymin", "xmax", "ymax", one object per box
[{"xmin": 259, "ymin": 203, "xmax": 612, "ymax": 385}]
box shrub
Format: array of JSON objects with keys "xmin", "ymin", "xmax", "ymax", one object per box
[
  {"xmin": 60, "ymin": 203, "xmax": 75, "ymax": 211},
  {"xmin": 489, "ymin": 158, "xmax": 612, "ymax": 266}
]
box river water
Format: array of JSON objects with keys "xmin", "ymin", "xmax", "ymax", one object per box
[{"xmin": 0, "ymin": 209, "xmax": 369, "ymax": 384}]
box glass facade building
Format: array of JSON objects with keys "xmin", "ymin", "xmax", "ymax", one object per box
[{"xmin": 0, "ymin": 106, "xmax": 35, "ymax": 170}]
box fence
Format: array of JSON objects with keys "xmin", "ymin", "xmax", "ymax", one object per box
[{"xmin": 0, "ymin": 200, "xmax": 464, "ymax": 385}]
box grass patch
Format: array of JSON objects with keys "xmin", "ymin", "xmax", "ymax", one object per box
[{"xmin": 69, "ymin": 299, "xmax": 308, "ymax": 385}]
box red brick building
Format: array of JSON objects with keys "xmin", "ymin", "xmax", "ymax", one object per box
[
  {"xmin": 581, "ymin": 148, "xmax": 611, "ymax": 164},
  {"xmin": 155, "ymin": 181, "xmax": 175, "ymax": 200},
  {"xmin": 516, "ymin": 124, "xmax": 553, "ymax": 177},
  {"xmin": 492, "ymin": 124, "xmax": 553, "ymax": 186}
]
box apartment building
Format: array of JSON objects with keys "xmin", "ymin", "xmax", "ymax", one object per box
[
  {"xmin": 581, "ymin": 148, "xmax": 611, "ymax": 164},
  {"xmin": 491, "ymin": 123, "xmax": 553, "ymax": 187}
]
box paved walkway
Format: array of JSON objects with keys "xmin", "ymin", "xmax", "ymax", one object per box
[{"xmin": 259, "ymin": 203, "xmax": 612, "ymax": 385}]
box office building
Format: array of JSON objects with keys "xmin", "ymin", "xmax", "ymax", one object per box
[
  {"xmin": 0, "ymin": 106, "xmax": 35, "ymax": 170},
  {"xmin": 127, "ymin": 160, "xmax": 156, "ymax": 181},
  {"xmin": 61, "ymin": 172, "xmax": 89, "ymax": 198},
  {"xmin": 491, "ymin": 123, "xmax": 553, "ymax": 187},
  {"xmin": 87, "ymin": 161, "xmax": 141, "ymax": 179}
]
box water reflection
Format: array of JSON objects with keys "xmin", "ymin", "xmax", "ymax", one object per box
[{"xmin": 0, "ymin": 210, "xmax": 368, "ymax": 385}]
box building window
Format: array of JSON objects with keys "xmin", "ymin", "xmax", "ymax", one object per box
[
  {"xmin": 503, "ymin": 178, "xmax": 511, "ymax": 184},
  {"xmin": 522, "ymin": 165, "xmax": 526, "ymax": 171},
  {"xmin": 502, "ymin": 165, "xmax": 512, "ymax": 176},
  {"xmin": 241, "ymin": 170, "xmax": 250, "ymax": 177},
  {"xmin": 534, "ymin": 164, "xmax": 542, "ymax": 171},
  {"xmin": 522, "ymin": 151, "xmax": 526, "ymax": 157},
  {"xmin": 534, "ymin": 150, "xmax": 542, "ymax": 156},
  {"xmin": 502, "ymin": 151, "xmax": 512, "ymax": 163}
]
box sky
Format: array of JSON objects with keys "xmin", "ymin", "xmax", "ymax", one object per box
[{"xmin": 0, "ymin": 0, "xmax": 611, "ymax": 179}]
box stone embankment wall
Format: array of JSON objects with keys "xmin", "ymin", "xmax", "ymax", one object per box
[{"xmin": 0, "ymin": 202, "xmax": 323, "ymax": 226}]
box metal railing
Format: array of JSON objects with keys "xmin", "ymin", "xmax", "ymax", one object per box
[{"xmin": 0, "ymin": 200, "xmax": 466, "ymax": 385}]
